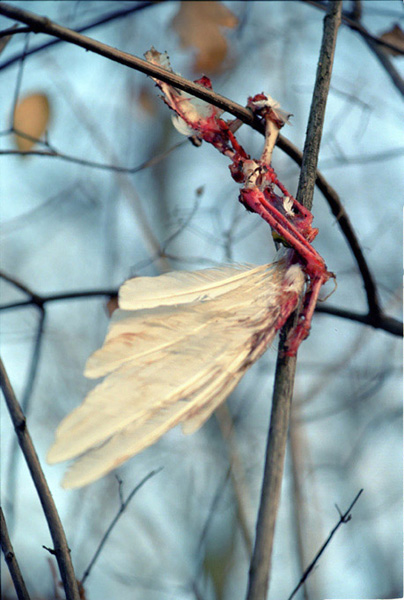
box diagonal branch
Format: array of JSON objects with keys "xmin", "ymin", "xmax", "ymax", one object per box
[
  {"xmin": 0, "ymin": 358, "xmax": 81, "ymax": 600},
  {"xmin": 0, "ymin": 1, "xmax": 157, "ymax": 71},
  {"xmin": 81, "ymin": 469, "xmax": 163, "ymax": 585},
  {"xmin": 287, "ymin": 489, "xmax": 363, "ymax": 600},
  {"xmin": 0, "ymin": 507, "xmax": 31, "ymax": 600},
  {"xmin": 246, "ymin": 3, "xmax": 343, "ymax": 599},
  {"xmin": 0, "ymin": 1, "xmax": 253, "ymax": 123}
]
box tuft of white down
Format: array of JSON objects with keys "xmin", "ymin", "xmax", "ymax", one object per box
[{"xmin": 47, "ymin": 261, "xmax": 304, "ymax": 488}]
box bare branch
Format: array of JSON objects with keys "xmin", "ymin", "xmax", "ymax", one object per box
[
  {"xmin": 0, "ymin": 358, "xmax": 81, "ymax": 600},
  {"xmin": 0, "ymin": 1, "xmax": 156, "ymax": 71},
  {"xmin": 246, "ymin": 4, "xmax": 342, "ymax": 599},
  {"xmin": 81, "ymin": 469, "xmax": 163, "ymax": 585},
  {"xmin": 0, "ymin": 141, "xmax": 185, "ymax": 173},
  {"xmin": 287, "ymin": 489, "xmax": 364, "ymax": 600},
  {"xmin": 0, "ymin": 507, "xmax": 31, "ymax": 600},
  {"xmin": 0, "ymin": 24, "xmax": 30, "ymax": 38},
  {"xmin": 315, "ymin": 303, "xmax": 403, "ymax": 337}
]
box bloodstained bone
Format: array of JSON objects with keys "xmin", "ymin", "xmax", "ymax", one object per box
[{"xmin": 145, "ymin": 48, "xmax": 333, "ymax": 355}]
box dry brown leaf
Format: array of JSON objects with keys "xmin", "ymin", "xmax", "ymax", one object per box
[
  {"xmin": 379, "ymin": 24, "xmax": 404, "ymax": 57},
  {"xmin": 13, "ymin": 92, "xmax": 50, "ymax": 152},
  {"xmin": 106, "ymin": 295, "xmax": 119, "ymax": 317},
  {"xmin": 171, "ymin": 1, "xmax": 238, "ymax": 73}
]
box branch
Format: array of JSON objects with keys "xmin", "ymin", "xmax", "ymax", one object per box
[
  {"xmin": 315, "ymin": 303, "xmax": 403, "ymax": 337},
  {"xmin": 0, "ymin": 2, "xmax": 255, "ymax": 124},
  {"xmin": 287, "ymin": 489, "xmax": 364, "ymax": 600},
  {"xmin": 0, "ymin": 1, "xmax": 156, "ymax": 71},
  {"xmin": 0, "ymin": 507, "xmax": 31, "ymax": 600},
  {"xmin": 246, "ymin": 4, "xmax": 342, "ymax": 599},
  {"xmin": 81, "ymin": 469, "xmax": 162, "ymax": 585},
  {"xmin": 0, "ymin": 24, "xmax": 31, "ymax": 37},
  {"xmin": 0, "ymin": 358, "xmax": 81, "ymax": 600},
  {"xmin": 0, "ymin": 140, "xmax": 185, "ymax": 173}
]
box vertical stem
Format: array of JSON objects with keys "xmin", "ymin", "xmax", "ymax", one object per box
[
  {"xmin": 297, "ymin": 0, "xmax": 343, "ymax": 211},
  {"xmin": 0, "ymin": 358, "xmax": 81, "ymax": 600},
  {"xmin": 246, "ymin": 3, "xmax": 342, "ymax": 599},
  {"xmin": 246, "ymin": 351, "xmax": 297, "ymax": 599}
]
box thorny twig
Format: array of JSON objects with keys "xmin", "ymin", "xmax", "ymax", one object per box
[
  {"xmin": 0, "ymin": 358, "xmax": 81, "ymax": 600},
  {"xmin": 0, "ymin": 507, "xmax": 31, "ymax": 600},
  {"xmin": 80, "ymin": 469, "xmax": 163, "ymax": 585},
  {"xmin": 287, "ymin": 489, "xmax": 364, "ymax": 600},
  {"xmin": 246, "ymin": 3, "xmax": 342, "ymax": 599}
]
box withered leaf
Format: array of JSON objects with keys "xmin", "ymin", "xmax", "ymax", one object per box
[
  {"xmin": 379, "ymin": 24, "xmax": 404, "ymax": 57},
  {"xmin": 171, "ymin": 1, "xmax": 238, "ymax": 73},
  {"xmin": 13, "ymin": 92, "xmax": 50, "ymax": 152}
]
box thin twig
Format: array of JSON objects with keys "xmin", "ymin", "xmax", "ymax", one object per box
[
  {"xmin": 0, "ymin": 140, "xmax": 185, "ymax": 173},
  {"xmin": 0, "ymin": 358, "xmax": 81, "ymax": 600},
  {"xmin": 246, "ymin": 4, "xmax": 342, "ymax": 599},
  {"xmin": 80, "ymin": 468, "xmax": 163, "ymax": 585},
  {"xmin": 8, "ymin": 30, "xmax": 29, "ymax": 129},
  {"xmin": 0, "ymin": 507, "xmax": 31, "ymax": 600},
  {"xmin": 315, "ymin": 303, "xmax": 402, "ymax": 336},
  {"xmin": 0, "ymin": 24, "xmax": 30, "ymax": 37},
  {"xmin": 287, "ymin": 489, "xmax": 364, "ymax": 600}
]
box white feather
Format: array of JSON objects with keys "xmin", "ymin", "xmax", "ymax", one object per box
[
  {"xmin": 47, "ymin": 260, "xmax": 305, "ymax": 488},
  {"xmin": 118, "ymin": 263, "xmax": 266, "ymax": 310}
]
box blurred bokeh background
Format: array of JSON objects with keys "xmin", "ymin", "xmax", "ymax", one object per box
[{"xmin": 1, "ymin": 1, "xmax": 402, "ymax": 599}]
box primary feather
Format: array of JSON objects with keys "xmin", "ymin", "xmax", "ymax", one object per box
[
  {"xmin": 118, "ymin": 263, "xmax": 266, "ymax": 310},
  {"xmin": 48, "ymin": 260, "xmax": 304, "ymax": 488}
]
